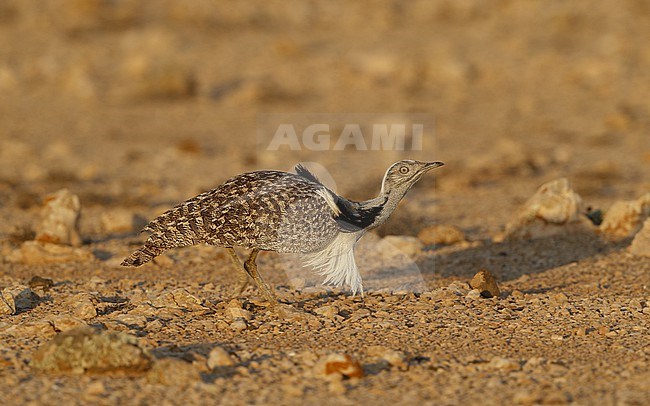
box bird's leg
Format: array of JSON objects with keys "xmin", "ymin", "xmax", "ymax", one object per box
[
  {"xmin": 244, "ymin": 249, "xmax": 278, "ymax": 306},
  {"xmin": 225, "ymin": 248, "xmax": 251, "ymax": 298}
]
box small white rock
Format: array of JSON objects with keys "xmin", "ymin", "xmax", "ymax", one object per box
[
  {"xmin": 228, "ymin": 307, "xmax": 253, "ymax": 321},
  {"xmin": 503, "ymin": 178, "xmax": 592, "ymax": 240},
  {"xmin": 1, "ymin": 285, "xmax": 39, "ymax": 315},
  {"xmin": 629, "ymin": 218, "xmax": 650, "ymax": 256},
  {"xmin": 465, "ymin": 289, "xmax": 482, "ymax": 300},
  {"xmin": 50, "ymin": 315, "xmax": 87, "ymax": 332},
  {"xmin": 488, "ymin": 356, "xmax": 521, "ymax": 372},
  {"xmin": 35, "ymin": 189, "xmax": 82, "ymax": 247},
  {"xmin": 368, "ymin": 346, "xmax": 408, "ymax": 370},
  {"xmin": 230, "ymin": 320, "xmax": 247, "ymax": 332},
  {"xmin": 600, "ymin": 193, "xmax": 650, "ymax": 238},
  {"xmin": 207, "ymin": 346, "xmax": 235, "ymax": 368}
]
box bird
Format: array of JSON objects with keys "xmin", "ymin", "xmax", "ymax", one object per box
[{"xmin": 121, "ymin": 159, "xmax": 444, "ymax": 305}]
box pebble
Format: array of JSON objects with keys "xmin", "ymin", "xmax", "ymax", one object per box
[
  {"xmin": 230, "ymin": 320, "xmax": 247, "ymax": 332},
  {"xmin": 465, "ymin": 289, "xmax": 482, "ymax": 300},
  {"xmin": 31, "ymin": 326, "xmax": 152, "ymax": 374},
  {"xmin": 66, "ymin": 293, "xmax": 98, "ymax": 319},
  {"xmin": 152, "ymin": 288, "xmax": 206, "ymax": 311},
  {"xmin": 227, "ymin": 307, "xmax": 253, "ymax": 321},
  {"xmin": 469, "ymin": 269, "xmax": 501, "ymax": 298},
  {"xmin": 502, "ymin": 178, "xmax": 591, "ymax": 240},
  {"xmin": 628, "ymin": 298, "xmax": 645, "ymax": 312},
  {"xmin": 367, "ymin": 345, "xmax": 408, "ymax": 370},
  {"xmin": 0, "ymin": 285, "xmax": 39, "ymax": 315},
  {"xmin": 487, "ymin": 356, "xmax": 521, "ymax": 372},
  {"xmin": 417, "ymin": 224, "xmax": 466, "ymax": 245},
  {"xmin": 115, "ymin": 314, "xmax": 148, "ymax": 329},
  {"xmin": 447, "ymin": 281, "xmax": 471, "ymax": 296},
  {"xmin": 600, "ymin": 193, "xmax": 650, "ymax": 238},
  {"xmin": 146, "ymin": 358, "xmax": 201, "ymax": 386},
  {"xmin": 207, "ymin": 346, "xmax": 235, "ymax": 368},
  {"xmin": 0, "ymin": 294, "xmax": 14, "ymax": 315},
  {"xmin": 84, "ymin": 380, "xmax": 106, "ymax": 396},
  {"xmin": 314, "ymin": 304, "xmax": 340, "ymax": 319},
  {"xmin": 35, "ymin": 188, "xmax": 82, "ymax": 247},
  {"xmin": 146, "ymin": 319, "xmax": 164, "ymax": 332},
  {"xmin": 313, "ymin": 353, "xmax": 364, "ymax": 379},
  {"xmin": 28, "ymin": 276, "xmax": 54, "ymax": 292},
  {"xmin": 629, "ymin": 218, "xmax": 650, "ymax": 256},
  {"xmin": 50, "ymin": 315, "xmax": 87, "ymax": 332}
]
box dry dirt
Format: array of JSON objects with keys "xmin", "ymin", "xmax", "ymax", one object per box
[{"xmin": 1, "ymin": 1, "xmax": 649, "ymax": 405}]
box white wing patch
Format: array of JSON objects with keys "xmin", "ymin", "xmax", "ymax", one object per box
[{"xmin": 301, "ymin": 231, "xmax": 364, "ymax": 295}]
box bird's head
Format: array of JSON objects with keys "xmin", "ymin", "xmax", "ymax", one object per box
[{"xmin": 380, "ymin": 160, "xmax": 444, "ymax": 196}]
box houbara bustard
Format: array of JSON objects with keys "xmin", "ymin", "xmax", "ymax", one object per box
[{"xmin": 122, "ymin": 160, "xmax": 444, "ymax": 305}]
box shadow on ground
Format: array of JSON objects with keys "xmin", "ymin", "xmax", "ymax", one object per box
[{"xmin": 417, "ymin": 231, "xmax": 631, "ymax": 284}]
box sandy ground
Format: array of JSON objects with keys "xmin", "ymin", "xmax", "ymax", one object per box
[{"xmin": 1, "ymin": 1, "xmax": 649, "ymax": 404}]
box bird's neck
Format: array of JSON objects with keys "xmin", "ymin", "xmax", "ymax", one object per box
[{"xmin": 360, "ymin": 188, "xmax": 408, "ymax": 230}]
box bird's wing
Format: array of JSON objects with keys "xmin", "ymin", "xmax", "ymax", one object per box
[{"xmin": 294, "ymin": 163, "xmax": 324, "ymax": 185}]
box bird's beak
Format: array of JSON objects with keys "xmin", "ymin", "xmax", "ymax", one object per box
[{"xmin": 424, "ymin": 161, "xmax": 445, "ymax": 171}]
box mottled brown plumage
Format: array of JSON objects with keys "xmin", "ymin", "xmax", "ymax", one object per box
[{"xmin": 121, "ymin": 171, "xmax": 340, "ymax": 266}]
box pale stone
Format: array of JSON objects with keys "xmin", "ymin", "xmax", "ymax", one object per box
[
  {"xmin": 35, "ymin": 189, "xmax": 82, "ymax": 247},
  {"xmin": 469, "ymin": 269, "xmax": 501, "ymax": 298},
  {"xmin": 503, "ymin": 178, "xmax": 592, "ymax": 240},
  {"xmin": 115, "ymin": 314, "xmax": 148, "ymax": 328},
  {"xmin": 228, "ymin": 307, "xmax": 253, "ymax": 321},
  {"xmin": 152, "ymin": 288, "xmax": 206, "ymax": 311},
  {"xmin": 314, "ymin": 305, "xmax": 340, "ymax": 319},
  {"xmin": 50, "ymin": 315, "xmax": 87, "ymax": 332},
  {"xmin": 230, "ymin": 320, "xmax": 247, "ymax": 332},
  {"xmin": 601, "ymin": 193, "xmax": 650, "ymax": 238},
  {"xmin": 313, "ymin": 353, "xmax": 364, "ymax": 379},
  {"xmin": 487, "ymin": 356, "xmax": 521, "ymax": 372},
  {"xmin": 4, "ymin": 320, "xmax": 56, "ymax": 338},
  {"xmin": 629, "ymin": 218, "xmax": 650, "ymax": 256},
  {"xmin": 0, "ymin": 285, "xmax": 39, "ymax": 315},
  {"xmin": 147, "ymin": 358, "xmax": 201, "ymax": 387},
  {"xmin": 0, "ymin": 293, "xmax": 15, "ymax": 315},
  {"xmin": 67, "ymin": 293, "xmax": 98, "ymax": 320},
  {"xmin": 207, "ymin": 346, "xmax": 235, "ymax": 368},
  {"xmin": 31, "ymin": 327, "xmax": 151, "ymax": 374},
  {"xmin": 367, "ymin": 345, "xmax": 407, "ymax": 370},
  {"xmin": 465, "ymin": 289, "xmax": 482, "ymax": 300}
]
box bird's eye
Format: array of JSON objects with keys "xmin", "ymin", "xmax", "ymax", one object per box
[{"xmin": 399, "ymin": 166, "xmax": 409, "ymax": 174}]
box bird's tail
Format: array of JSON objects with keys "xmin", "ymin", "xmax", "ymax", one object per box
[{"xmin": 121, "ymin": 243, "xmax": 166, "ymax": 267}]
